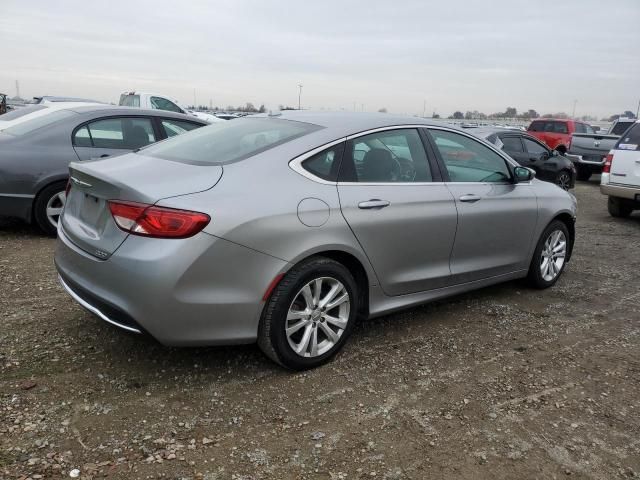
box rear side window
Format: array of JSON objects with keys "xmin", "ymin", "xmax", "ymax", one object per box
[
  {"xmin": 500, "ymin": 136, "xmax": 524, "ymax": 152},
  {"xmin": 161, "ymin": 119, "xmax": 202, "ymax": 138},
  {"xmin": 523, "ymin": 137, "xmax": 548, "ymax": 155},
  {"xmin": 143, "ymin": 118, "xmax": 322, "ymax": 165},
  {"xmin": 302, "ymin": 143, "xmax": 345, "ymax": 181},
  {"xmin": 74, "ymin": 117, "xmax": 156, "ymax": 149},
  {"xmin": 574, "ymin": 123, "xmax": 586, "ymax": 134},
  {"xmin": 551, "ymin": 122, "xmax": 568, "ymax": 134},
  {"xmin": 616, "ymin": 123, "xmax": 640, "ymax": 151},
  {"xmin": 528, "ymin": 121, "xmax": 544, "ymax": 132}
]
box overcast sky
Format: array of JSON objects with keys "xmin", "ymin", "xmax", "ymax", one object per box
[{"xmin": 2, "ymin": 0, "xmax": 639, "ymax": 118}]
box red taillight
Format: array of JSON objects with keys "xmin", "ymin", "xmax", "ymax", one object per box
[
  {"xmin": 107, "ymin": 200, "xmax": 210, "ymax": 239},
  {"xmin": 602, "ymin": 153, "xmax": 614, "ymax": 173}
]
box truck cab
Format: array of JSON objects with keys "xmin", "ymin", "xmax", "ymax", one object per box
[{"xmin": 118, "ymin": 91, "xmax": 222, "ymax": 123}]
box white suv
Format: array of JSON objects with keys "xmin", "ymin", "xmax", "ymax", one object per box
[{"xmin": 601, "ymin": 120, "xmax": 640, "ymax": 217}]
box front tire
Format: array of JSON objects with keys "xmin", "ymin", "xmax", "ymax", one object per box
[
  {"xmin": 527, "ymin": 220, "xmax": 570, "ymax": 289},
  {"xmin": 555, "ymin": 170, "xmax": 572, "ymax": 190},
  {"xmin": 33, "ymin": 182, "xmax": 67, "ymax": 236},
  {"xmin": 258, "ymin": 257, "xmax": 358, "ymax": 370},
  {"xmin": 607, "ymin": 196, "xmax": 633, "ymax": 218}
]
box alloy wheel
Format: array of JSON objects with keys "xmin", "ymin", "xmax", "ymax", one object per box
[
  {"xmin": 557, "ymin": 172, "xmax": 571, "ymax": 190},
  {"xmin": 46, "ymin": 191, "xmax": 66, "ymax": 229},
  {"xmin": 286, "ymin": 276, "xmax": 350, "ymax": 358},
  {"xmin": 540, "ymin": 230, "xmax": 566, "ymax": 282}
]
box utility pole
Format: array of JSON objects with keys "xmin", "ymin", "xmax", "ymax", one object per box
[
  {"xmin": 15, "ymin": 80, "xmax": 20, "ymax": 98},
  {"xmin": 572, "ymin": 99, "xmax": 577, "ymax": 118},
  {"xmin": 298, "ymin": 84, "xmax": 303, "ymax": 110},
  {"xmin": 422, "ymin": 99, "xmax": 426, "ymax": 118},
  {"xmin": 636, "ymin": 98, "xmax": 640, "ymax": 119}
]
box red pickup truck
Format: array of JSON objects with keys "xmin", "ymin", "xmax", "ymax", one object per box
[{"xmin": 527, "ymin": 119, "xmax": 595, "ymax": 154}]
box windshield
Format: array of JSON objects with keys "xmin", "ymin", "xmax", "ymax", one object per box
[
  {"xmin": 2, "ymin": 110, "xmax": 76, "ymax": 136},
  {"xmin": 143, "ymin": 117, "xmax": 322, "ymax": 165},
  {"xmin": 119, "ymin": 94, "xmax": 140, "ymax": 107},
  {"xmin": 0, "ymin": 105, "xmax": 48, "ymax": 121}
]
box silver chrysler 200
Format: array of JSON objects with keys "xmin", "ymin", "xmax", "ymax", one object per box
[{"xmin": 55, "ymin": 111, "xmax": 577, "ymax": 370}]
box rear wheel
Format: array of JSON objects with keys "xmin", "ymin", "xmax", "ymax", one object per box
[
  {"xmin": 607, "ymin": 196, "xmax": 633, "ymax": 218},
  {"xmin": 555, "ymin": 170, "xmax": 572, "ymax": 190},
  {"xmin": 258, "ymin": 257, "xmax": 358, "ymax": 370},
  {"xmin": 33, "ymin": 182, "xmax": 67, "ymax": 236},
  {"xmin": 527, "ymin": 220, "xmax": 569, "ymax": 289},
  {"xmin": 576, "ymin": 165, "xmax": 591, "ymax": 181}
]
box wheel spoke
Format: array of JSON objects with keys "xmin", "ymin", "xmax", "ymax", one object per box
[
  {"xmin": 301, "ymin": 285, "xmax": 314, "ymax": 310},
  {"xmin": 310, "ymin": 327, "xmax": 319, "ymax": 357},
  {"xmin": 323, "ymin": 313, "xmax": 347, "ymax": 330},
  {"xmin": 47, "ymin": 207, "xmax": 63, "ymax": 217},
  {"xmin": 318, "ymin": 282, "xmax": 340, "ymax": 309},
  {"xmin": 295, "ymin": 324, "xmax": 313, "ymax": 355},
  {"xmin": 287, "ymin": 310, "xmax": 307, "ymax": 322},
  {"xmin": 325, "ymin": 292, "xmax": 348, "ymax": 311},
  {"xmin": 286, "ymin": 318, "xmax": 310, "ymax": 336},
  {"xmin": 319, "ymin": 322, "xmax": 339, "ymax": 343},
  {"xmin": 312, "ymin": 278, "xmax": 322, "ymax": 306},
  {"xmin": 553, "ymin": 241, "xmax": 566, "ymax": 253}
]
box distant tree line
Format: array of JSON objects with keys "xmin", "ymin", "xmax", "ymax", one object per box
[
  {"xmin": 187, "ymin": 102, "xmax": 266, "ymax": 113},
  {"xmin": 447, "ymin": 107, "xmax": 638, "ymax": 122}
]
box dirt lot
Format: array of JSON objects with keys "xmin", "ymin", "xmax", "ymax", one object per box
[{"xmin": 1, "ymin": 178, "xmax": 639, "ymax": 480}]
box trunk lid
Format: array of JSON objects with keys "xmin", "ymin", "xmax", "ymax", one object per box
[
  {"xmin": 61, "ymin": 152, "xmax": 222, "ymax": 258},
  {"xmin": 570, "ymin": 133, "xmax": 619, "ymax": 160}
]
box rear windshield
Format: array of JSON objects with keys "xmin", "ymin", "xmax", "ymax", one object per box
[
  {"xmin": 611, "ymin": 121, "xmax": 634, "ymax": 136},
  {"xmin": 616, "ymin": 123, "xmax": 640, "ymax": 151},
  {"xmin": 2, "ymin": 110, "xmax": 76, "ymax": 136},
  {"xmin": 143, "ymin": 117, "xmax": 322, "ymax": 165},
  {"xmin": 119, "ymin": 94, "xmax": 140, "ymax": 107},
  {"xmin": 0, "ymin": 105, "xmax": 48, "ymax": 121}
]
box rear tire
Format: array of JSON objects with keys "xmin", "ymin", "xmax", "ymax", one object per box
[
  {"xmin": 607, "ymin": 196, "xmax": 633, "ymax": 218},
  {"xmin": 258, "ymin": 257, "xmax": 358, "ymax": 370},
  {"xmin": 33, "ymin": 182, "xmax": 67, "ymax": 237},
  {"xmin": 576, "ymin": 166, "xmax": 591, "ymax": 181},
  {"xmin": 527, "ymin": 220, "xmax": 570, "ymax": 289}
]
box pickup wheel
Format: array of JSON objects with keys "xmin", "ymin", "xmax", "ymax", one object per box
[
  {"xmin": 576, "ymin": 165, "xmax": 591, "ymax": 181},
  {"xmin": 607, "ymin": 196, "xmax": 633, "ymax": 218}
]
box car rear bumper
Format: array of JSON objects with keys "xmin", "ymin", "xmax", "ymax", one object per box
[
  {"xmin": 600, "ymin": 182, "xmax": 640, "ymax": 201},
  {"xmin": 54, "ymin": 227, "xmax": 288, "ymax": 346},
  {"xmin": 567, "ymin": 154, "xmax": 605, "ymax": 171}
]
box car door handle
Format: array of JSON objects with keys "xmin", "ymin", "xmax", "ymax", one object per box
[
  {"xmin": 459, "ymin": 194, "xmax": 481, "ymax": 203},
  {"xmin": 358, "ymin": 199, "xmax": 390, "ymax": 209}
]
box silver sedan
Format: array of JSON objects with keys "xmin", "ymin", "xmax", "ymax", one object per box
[{"xmin": 55, "ymin": 111, "xmax": 577, "ymax": 370}]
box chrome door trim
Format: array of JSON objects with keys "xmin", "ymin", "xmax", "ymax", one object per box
[{"xmin": 288, "ymin": 137, "xmax": 347, "ymax": 185}]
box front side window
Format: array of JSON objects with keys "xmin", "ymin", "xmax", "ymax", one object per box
[
  {"xmin": 552, "ymin": 121, "xmax": 568, "ymax": 134},
  {"xmin": 429, "ymin": 129, "xmax": 511, "ymax": 183},
  {"xmin": 574, "ymin": 123, "xmax": 586, "ymax": 134},
  {"xmin": 75, "ymin": 117, "xmax": 156, "ymax": 149},
  {"xmin": 500, "ymin": 136, "xmax": 524, "ymax": 153},
  {"xmin": 528, "ymin": 121, "xmax": 544, "ymax": 132},
  {"xmin": 523, "ymin": 137, "xmax": 548, "ymax": 155},
  {"xmin": 161, "ymin": 119, "xmax": 203, "ymax": 138},
  {"xmin": 143, "ymin": 118, "xmax": 321, "ymax": 165},
  {"xmin": 611, "ymin": 121, "xmax": 634, "ymax": 136},
  {"xmin": 150, "ymin": 96, "xmax": 183, "ymax": 113},
  {"xmin": 339, "ymin": 129, "xmax": 432, "ymax": 183}
]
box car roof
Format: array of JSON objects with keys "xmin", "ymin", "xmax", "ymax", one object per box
[{"xmin": 64, "ymin": 105, "xmax": 207, "ymax": 123}]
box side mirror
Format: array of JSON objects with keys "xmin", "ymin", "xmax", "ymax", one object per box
[
  {"xmin": 541, "ymin": 151, "xmax": 550, "ymax": 161},
  {"xmin": 514, "ymin": 166, "xmax": 535, "ymax": 182}
]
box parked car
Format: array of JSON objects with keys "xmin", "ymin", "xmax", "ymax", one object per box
[
  {"xmin": 55, "ymin": 112, "xmax": 577, "ymax": 370},
  {"xmin": 118, "ymin": 91, "xmax": 223, "ymax": 124},
  {"xmin": 600, "ymin": 120, "xmax": 640, "ymax": 217},
  {"xmin": 472, "ymin": 128, "xmax": 576, "ymax": 190},
  {"xmin": 527, "ymin": 118, "xmax": 595, "ymax": 154},
  {"xmin": 0, "ymin": 103, "xmax": 101, "ymax": 131},
  {"xmin": 29, "ymin": 96, "xmax": 105, "ymax": 105},
  {"xmin": 0, "ymin": 105, "xmax": 207, "ymax": 235},
  {"xmin": 568, "ymin": 118, "xmax": 636, "ymax": 181}
]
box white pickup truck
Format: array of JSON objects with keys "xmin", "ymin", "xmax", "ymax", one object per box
[
  {"xmin": 600, "ymin": 120, "xmax": 640, "ymax": 217},
  {"xmin": 118, "ymin": 91, "xmax": 222, "ymax": 124}
]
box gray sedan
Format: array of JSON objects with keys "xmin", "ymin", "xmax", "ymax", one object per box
[
  {"xmin": 55, "ymin": 112, "xmax": 577, "ymax": 370},
  {"xmin": 0, "ymin": 106, "xmax": 207, "ymax": 235}
]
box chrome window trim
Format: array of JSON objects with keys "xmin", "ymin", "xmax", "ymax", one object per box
[
  {"xmin": 288, "ymin": 123, "xmax": 521, "ymax": 185},
  {"xmin": 0, "ymin": 193, "xmax": 36, "ymax": 198}
]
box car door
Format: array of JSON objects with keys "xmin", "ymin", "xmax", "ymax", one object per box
[
  {"xmin": 427, "ymin": 127, "xmax": 538, "ymax": 284},
  {"xmin": 522, "ymin": 137, "xmax": 555, "ymax": 182},
  {"xmin": 72, "ymin": 116, "xmax": 157, "ymax": 161},
  {"xmin": 337, "ymin": 127, "xmax": 458, "ymax": 295}
]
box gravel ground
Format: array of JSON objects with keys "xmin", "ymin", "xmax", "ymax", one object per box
[{"xmin": 1, "ymin": 178, "xmax": 639, "ymax": 480}]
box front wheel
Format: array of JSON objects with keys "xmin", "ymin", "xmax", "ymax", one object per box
[
  {"xmin": 258, "ymin": 257, "xmax": 358, "ymax": 370},
  {"xmin": 527, "ymin": 220, "xmax": 570, "ymax": 289},
  {"xmin": 555, "ymin": 170, "xmax": 572, "ymax": 190},
  {"xmin": 33, "ymin": 182, "xmax": 67, "ymax": 236}
]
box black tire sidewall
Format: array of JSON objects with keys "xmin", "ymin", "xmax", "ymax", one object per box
[
  {"xmin": 33, "ymin": 182, "xmax": 66, "ymax": 236},
  {"xmin": 263, "ymin": 258, "xmax": 358, "ymax": 370},
  {"xmin": 555, "ymin": 170, "xmax": 571, "ymax": 190},
  {"xmin": 528, "ymin": 220, "xmax": 570, "ymax": 289}
]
